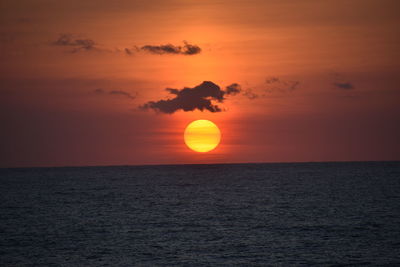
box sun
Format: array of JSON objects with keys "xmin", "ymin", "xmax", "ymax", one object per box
[{"xmin": 184, "ymin": 120, "xmax": 221, "ymax": 153}]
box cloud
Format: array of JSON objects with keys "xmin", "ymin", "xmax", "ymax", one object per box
[
  {"xmin": 265, "ymin": 77, "xmax": 280, "ymax": 84},
  {"xmin": 52, "ymin": 35, "xmax": 201, "ymax": 56},
  {"xmin": 333, "ymin": 82, "xmax": 355, "ymax": 90},
  {"xmin": 242, "ymin": 89, "xmax": 259, "ymax": 99},
  {"xmin": 265, "ymin": 76, "xmax": 300, "ymax": 93},
  {"xmin": 225, "ymin": 83, "xmax": 260, "ymax": 99},
  {"xmin": 124, "ymin": 48, "xmax": 134, "ymax": 55},
  {"xmin": 141, "ymin": 81, "xmax": 225, "ymax": 114},
  {"xmin": 135, "ymin": 41, "xmax": 201, "ymax": 56},
  {"xmin": 53, "ymin": 34, "xmax": 97, "ymax": 52},
  {"xmin": 224, "ymin": 76, "xmax": 301, "ymax": 100},
  {"xmin": 330, "ymin": 72, "xmax": 356, "ymax": 90},
  {"xmin": 225, "ymin": 83, "xmax": 242, "ymax": 95},
  {"xmin": 109, "ymin": 90, "xmax": 136, "ymax": 99},
  {"xmin": 93, "ymin": 88, "xmax": 136, "ymax": 99},
  {"xmin": 140, "ymin": 80, "xmax": 268, "ymax": 114}
]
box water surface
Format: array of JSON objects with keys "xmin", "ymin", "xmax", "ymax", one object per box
[{"xmin": 1, "ymin": 162, "xmax": 399, "ymax": 266}]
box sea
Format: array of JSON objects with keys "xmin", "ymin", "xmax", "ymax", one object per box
[{"xmin": 1, "ymin": 161, "xmax": 399, "ymax": 266}]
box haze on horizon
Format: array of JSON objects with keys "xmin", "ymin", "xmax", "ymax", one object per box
[{"xmin": 0, "ymin": 0, "xmax": 399, "ymax": 168}]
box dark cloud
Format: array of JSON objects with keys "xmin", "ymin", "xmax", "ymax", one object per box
[
  {"xmin": 225, "ymin": 83, "xmax": 242, "ymax": 95},
  {"xmin": 265, "ymin": 76, "xmax": 300, "ymax": 92},
  {"xmin": 141, "ymin": 44, "xmax": 180, "ymax": 54},
  {"xmin": 140, "ymin": 80, "xmax": 267, "ymax": 114},
  {"xmin": 93, "ymin": 88, "xmax": 135, "ymax": 99},
  {"xmin": 139, "ymin": 41, "xmax": 201, "ymax": 56},
  {"xmin": 53, "ymin": 34, "xmax": 97, "ymax": 52},
  {"xmin": 141, "ymin": 81, "xmax": 225, "ymax": 114},
  {"xmin": 183, "ymin": 42, "xmax": 202, "ymax": 55},
  {"xmin": 333, "ymin": 82, "xmax": 355, "ymax": 90}
]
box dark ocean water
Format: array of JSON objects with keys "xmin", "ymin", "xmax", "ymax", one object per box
[{"xmin": 1, "ymin": 162, "xmax": 400, "ymax": 266}]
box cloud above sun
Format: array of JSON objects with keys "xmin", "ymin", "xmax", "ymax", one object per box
[
  {"xmin": 141, "ymin": 81, "xmax": 242, "ymax": 114},
  {"xmin": 140, "ymin": 77, "xmax": 303, "ymax": 114}
]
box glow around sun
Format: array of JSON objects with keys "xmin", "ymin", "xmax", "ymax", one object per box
[{"xmin": 184, "ymin": 120, "xmax": 221, "ymax": 153}]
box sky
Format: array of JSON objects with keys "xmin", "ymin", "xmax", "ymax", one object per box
[{"xmin": 0, "ymin": 0, "xmax": 399, "ymax": 168}]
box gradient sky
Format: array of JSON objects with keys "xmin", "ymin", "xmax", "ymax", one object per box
[{"xmin": 1, "ymin": 0, "xmax": 399, "ymax": 167}]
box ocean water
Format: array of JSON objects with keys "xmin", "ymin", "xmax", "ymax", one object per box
[{"xmin": 1, "ymin": 162, "xmax": 399, "ymax": 266}]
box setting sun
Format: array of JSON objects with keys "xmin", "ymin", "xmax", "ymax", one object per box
[{"xmin": 184, "ymin": 120, "xmax": 221, "ymax": 153}]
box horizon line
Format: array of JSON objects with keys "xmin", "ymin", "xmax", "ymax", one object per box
[{"xmin": 1, "ymin": 159, "xmax": 399, "ymax": 170}]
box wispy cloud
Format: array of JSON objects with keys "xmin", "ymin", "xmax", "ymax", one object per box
[
  {"xmin": 225, "ymin": 83, "xmax": 259, "ymax": 99},
  {"xmin": 52, "ymin": 35, "xmax": 201, "ymax": 56},
  {"xmin": 125, "ymin": 41, "xmax": 201, "ymax": 56},
  {"xmin": 94, "ymin": 88, "xmax": 136, "ymax": 99},
  {"xmin": 331, "ymin": 72, "xmax": 356, "ymax": 90},
  {"xmin": 333, "ymin": 82, "xmax": 355, "ymax": 90},
  {"xmin": 53, "ymin": 34, "xmax": 97, "ymax": 53},
  {"xmin": 109, "ymin": 90, "xmax": 136, "ymax": 99},
  {"xmin": 265, "ymin": 76, "xmax": 300, "ymax": 93},
  {"xmin": 124, "ymin": 47, "xmax": 134, "ymax": 55},
  {"xmin": 242, "ymin": 88, "xmax": 259, "ymax": 99}
]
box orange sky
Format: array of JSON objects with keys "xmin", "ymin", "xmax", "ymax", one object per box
[{"xmin": 0, "ymin": 0, "xmax": 399, "ymax": 167}]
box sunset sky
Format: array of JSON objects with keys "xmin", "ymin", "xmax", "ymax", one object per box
[{"xmin": 1, "ymin": 0, "xmax": 399, "ymax": 167}]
